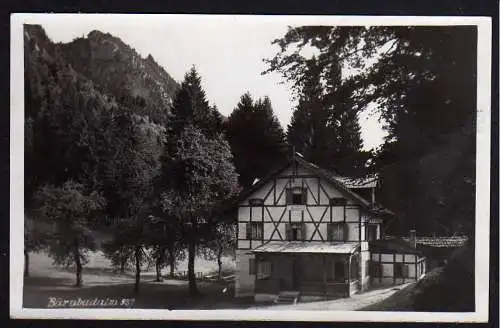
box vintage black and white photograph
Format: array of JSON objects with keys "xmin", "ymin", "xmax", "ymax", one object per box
[{"xmin": 10, "ymin": 14, "xmax": 491, "ymax": 321}]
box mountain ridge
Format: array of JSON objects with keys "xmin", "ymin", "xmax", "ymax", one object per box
[{"xmin": 24, "ymin": 24, "xmax": 179, "ymax": 125}]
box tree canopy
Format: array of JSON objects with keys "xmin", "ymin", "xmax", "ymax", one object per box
[
  {"xmin": 226, "ymin": 92, "xmax": 286, "ymax": 187},
  {"xmin": 265, "ymin": 25, "xmax": 477, "ymax": 235}
]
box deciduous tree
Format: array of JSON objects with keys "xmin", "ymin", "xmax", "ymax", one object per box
[
  {"xmin": 33, "ymin": 180, "xmax": 106, "ymax": 287},
  {"xmin": 160, "ymin": 124, "xmax": 239, "ymax": 295},
  {"xmin": 265, "ymin": 26, "xmax": 477, "ymax": 235}
]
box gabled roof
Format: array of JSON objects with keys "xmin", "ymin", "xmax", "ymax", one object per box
[
  {"xmin": 293, "ymin": 156, "xmax": 373, "ymax": 209},
  {"xmin": 252, "ymin": 241, "xmax": 360, "ymax": 254},
  {"xmin": 232, "ymin": 154, "xmax": 393, "ymax": 217}
]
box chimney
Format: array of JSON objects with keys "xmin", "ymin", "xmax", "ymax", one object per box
[{"xmin": 409, "ymin": 229, "xmax": 417, "ymax": 248}]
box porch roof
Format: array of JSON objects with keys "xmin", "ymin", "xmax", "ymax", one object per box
[{"xmin": 251, "ymin": 241, "xmax": 360, "ymax": 254}]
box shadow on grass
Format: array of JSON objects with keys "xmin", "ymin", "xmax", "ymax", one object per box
[{"xmin": 23, "ymin": 275, "xmax": 254, "ymax": 310}]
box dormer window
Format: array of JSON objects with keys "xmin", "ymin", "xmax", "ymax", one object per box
[
  {"xmin": 248, "ymin": 198, "xmax": 264, "ymax": 206},
  {"xmin": 286, "ymin": 187, "xmax": 307, "ymax": 205},
  {"xmin": 330, "ymin": 197, "xmax": 348, "ymax": 206}
]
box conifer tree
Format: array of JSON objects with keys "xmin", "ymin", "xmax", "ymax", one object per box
[
  {"xmin": 226, "ymin": 93, "xmax": 286, "ymax": 187},
  {"xmin": 170, "ymin": 66, "xmax": 220, "ymax": 137},
  {"xmin": 286, "ymin": 57, "xmax": 365, "ymax": 175}
]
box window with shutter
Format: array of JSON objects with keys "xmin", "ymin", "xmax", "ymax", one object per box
[
  {"xmin": 249, "ymin": 222, "xmax": 263, "ymax": 240},
  {"xmin": 286, "ymin": 189, "xmax": 292, "ymax": 204},
  {"xmin": 249, "ymin": 258, "xmax": 256, "ymax": 275},
  {"xmin": 245, "ymin": 223, "xmax": 251, "ymax": 240},
  {"xmin": 285, "ymin": 223, "xmax": 292, "ymax": 240}
]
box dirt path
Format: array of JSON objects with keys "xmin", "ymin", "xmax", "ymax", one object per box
[{"xmin": 253, "ymin": 284, "xmax": 413, "ymax": 311}]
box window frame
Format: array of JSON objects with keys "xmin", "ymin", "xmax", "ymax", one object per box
[
  {"xmin": 246, "ymin": 222, "xmax": 263, "ymax": 240},
  {"xmin": 287, "ymin": 222, "xmax": 306, "ymax": 241},
  {"xmin": 286, "ymin": 187, "xmax": 307, "ymax": 205},
  {"xmin": 327, "ymin": 222, "xmax": 347, "ymax": 241},
  {"xmin": 256, "ymin": 260, "xmax": 272, "ymax": 280}
]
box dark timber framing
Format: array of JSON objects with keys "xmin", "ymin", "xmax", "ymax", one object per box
[{"xmin": 237, "ymin": 168, "xmax": 374, "ymax": 251}]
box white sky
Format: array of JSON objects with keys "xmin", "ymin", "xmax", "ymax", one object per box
[{"xmin": 30, "ymin": 14, "xmax": 387, "ymax": 150}]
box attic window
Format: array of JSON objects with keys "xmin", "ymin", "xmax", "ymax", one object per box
[
  {"xmin": 330, "ymin": 197, "xmax": 348, "ymax": 206},
  {"xmin": 248, "ymin": 198, "xmax": 264, "ymax": 206},
  {"xmin": 286, "ymin": 187, "xmax": 307, "ymax": 205}
]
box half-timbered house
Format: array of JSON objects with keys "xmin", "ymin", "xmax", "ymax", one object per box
[{"xmin": 233, "ymin": 153, "xmax": 426, "ymax": 302}]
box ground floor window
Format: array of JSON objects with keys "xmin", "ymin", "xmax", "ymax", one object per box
[{"xmin": 257, "ymin": 261, "xmax": 272, "ymax": 279}]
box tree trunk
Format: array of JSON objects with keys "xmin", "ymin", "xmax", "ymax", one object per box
[
  {"xmin": 187, "ymin": 239, "xmax": 199, "ymax": 296},
  {"xmin": 74, "ymin": 240, "xmax": 83, "ymax": 287},
  {"xmin": 168, "ymin": 246, "xmax": 175, "ymax": 278},
  {"xmin": 120, "ymin": 258, "xmax": 125, "ymax": 274},
  {"xmin": 24, "ymin": 250, "xmax": 29, "ymax": 278},
  {"xmin": 134, "ymin": 245, "xmax": 141, "ymax": 293},
  {"xmin": 156, "ymin": 256, "xmax": 163, "ymax": 282},
  {"xmin": 217, "ymin": 247, "xmax": 223, "ymax": 280}
]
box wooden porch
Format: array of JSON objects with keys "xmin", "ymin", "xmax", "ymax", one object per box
[{"xmin": 254, "ymin": 252, "xmax": 360, "ymax": 298}]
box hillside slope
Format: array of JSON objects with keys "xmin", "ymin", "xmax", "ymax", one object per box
[{"xmin": 24, "ymin": 24, "xmax": 179, "ymax": 125}]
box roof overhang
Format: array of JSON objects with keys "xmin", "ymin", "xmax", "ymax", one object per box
[{"xmin": 251, "ymin": 241, "xmax": 360, "ymax": 254}]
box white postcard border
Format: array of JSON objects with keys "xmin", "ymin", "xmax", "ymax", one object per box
[{"xmin": 10, "ymin": 13, "xmax": 492, "ymax": 322}]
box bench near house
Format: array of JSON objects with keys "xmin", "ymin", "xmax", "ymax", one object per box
[{"xmin": 233, "ymin": 153, "xmax": 427, "ymax": 302}]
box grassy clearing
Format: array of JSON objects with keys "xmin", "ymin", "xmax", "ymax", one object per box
[
  {"xmin": 24, "ymin": 250, "xmax": 250, "ymax": 309},
  {"xmin": 23, "ymin": 275, "xmax": 254, "ymax": 309}
]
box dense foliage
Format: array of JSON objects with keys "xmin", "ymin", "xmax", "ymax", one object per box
[
  {"xmin": 24, "ymin": 23, "xmax": 477, "ymax": 306},
  {"xmin": 33, "ymin": 181, "xmax": 106, "ymax": 286},
  {"xmin": 265, "ymin": 25, "xmax": 477, "ymax": 236},
  {"xmin": 225, "ymin": 93, "xmax": 287, "ymax": 187}
]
